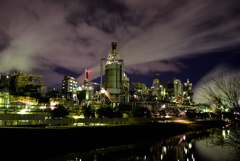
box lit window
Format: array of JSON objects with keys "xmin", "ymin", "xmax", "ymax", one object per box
[
  {"xmin": 70, "ymin": 83, "xmax": 72, "ymax": 85},
  {"xmin": 70, "ymin": 80, "xmax": 72, "ymax": 82},
  {"xmin": 70, "ymin": 87, "xmax": 72, "ymax": 88},
  {"xmin": 63, "ymin": 87, "xmax": 65, "ymax": 89},
  {"xmin": 63, "ymin": 84, "xmax": 65, "ymax": 85},
  {"xmin": 70, "ymin": 90, "xmax": 72, "ymax": 92},
  {"xmin": 63, "ymin": 80, "xmax": 65, "ymax": 82}
]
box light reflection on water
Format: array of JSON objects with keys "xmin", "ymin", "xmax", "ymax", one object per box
[{"xmin": 45, "ymin": 128, "xmax": 237, "ymax": 161}]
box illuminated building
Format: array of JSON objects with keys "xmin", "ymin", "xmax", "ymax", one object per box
[
  {"xmin": 166, "ymin": 78, "xmax": 183, "ymax": 102},
  {"xmin": 15, "ymin": 73, "xmax": 44, "ymax": 92},
  {"xmin": 132, "ymin": 82, "xmax": 148, "ymax": 101},
  {"xmin": 62, "ymin": 76, "xmax": 78, "ymax": 93},
  {"xmin": 150, "ymin": 74, "xmax": 166, "ymax": 101},
  {"xmin": 0, "ymin": 93, "xmax": 10, "ymax": 108},
  {"xmin": 77, "ymin": 69, "xmax": 99, "ymax": 102},
  {"xmin": 132, "ymin": 82, "xmax": 148, "ymax": 94},
  {"xmin": 11, "ymin": 95, "xmax": 38, "ymax": 107},
  {"xmin": 100, "ymin": 42, "xmax": 129, "ymax": 103},
  {"xmin": 184, "ymin": 79, "xmax": 193, "ymax": 103},
  {"xmin": 0, "ymin": 72, "xmax": 44, "ymax": 93},
  {"xmin": 184, "ymin": 79, "xmax": 193, "ymax": 97}
]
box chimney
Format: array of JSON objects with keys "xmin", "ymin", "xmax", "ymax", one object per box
[{"xmin": 111, "ymin": 42, "xmax": 117, "ymax": 50}]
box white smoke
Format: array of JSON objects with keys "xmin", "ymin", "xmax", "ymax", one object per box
[{"xmin": 0, "ymin": 0, "xmax": 240, "ymax": 87}]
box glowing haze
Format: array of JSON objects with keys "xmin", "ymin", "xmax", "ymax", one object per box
[{"xmin": 0, "ymin": 0, "xmax": 240, "ymax": 88}]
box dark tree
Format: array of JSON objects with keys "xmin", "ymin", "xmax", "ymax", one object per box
[
  {"xmin": 113, "ymin": 108, "xmax": 123, "ymax": 118},
  {"xmin": 200, "ymin": 72, "xmax": 240, "ymax": 158},
  {"xmin": 50, "ymin": 104, "xmax": 69, "ymax": 119},
  {"xmin": 131, "ymin": 107, "xmax": 151, "ymax": 118},
  {"xmin": 200, "ymin": 72, "xmax": 240, "ymax": 112},
  {"xmin": 104, "ymin": 106, "xmax": 114, "ymax": 118},
  {"xmin": 82, "ymin": 105, "xmax": 95, "ymax": 118},
  {"xmin": 96, "ymin": 108, "xmax": 104, "ymax": 118}
]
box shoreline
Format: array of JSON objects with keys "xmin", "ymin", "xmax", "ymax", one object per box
[{"xmin": 0, "ymin": 120, "xmax": 228, "ymax": 160}]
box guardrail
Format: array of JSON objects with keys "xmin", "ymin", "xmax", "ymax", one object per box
[{"xmin": 46, "ymin": 117, "xmax": 171, "ymax": 126}]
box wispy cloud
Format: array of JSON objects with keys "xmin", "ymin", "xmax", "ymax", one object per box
[{"xmin": 0, "ymin": 0, "xmax": 240, "ymax": 87}]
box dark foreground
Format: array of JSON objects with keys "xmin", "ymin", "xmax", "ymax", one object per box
[{"xmin": 0, "ymin": 120, "xmax": 227, "ymax": 161}]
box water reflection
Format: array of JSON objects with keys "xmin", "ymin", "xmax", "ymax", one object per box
[{"xmin": 45, "ymin": 128, "xmax": 237, "ymax": 161}]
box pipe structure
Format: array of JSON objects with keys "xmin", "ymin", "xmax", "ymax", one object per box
[
  {"xmin": 100, "ymin": 58, "xmax": 107, "ymax": 102},
  {"xmin": 118, "ymin": 59, "xmax": 124, "ymax": 90}
]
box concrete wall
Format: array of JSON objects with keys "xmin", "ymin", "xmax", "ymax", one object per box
[{"xmin": 0, "ymin": 114, "xmax": 45, "ymax": 120}]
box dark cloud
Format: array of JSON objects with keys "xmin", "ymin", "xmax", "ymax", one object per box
[{"xmin": 0, "ymin": 0, "xmax": 240, "ymax": 88}]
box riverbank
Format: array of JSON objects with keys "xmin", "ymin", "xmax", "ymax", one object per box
[{"xmin": 0, "ymin": 120, "xmax": 228, "ymax": 160}]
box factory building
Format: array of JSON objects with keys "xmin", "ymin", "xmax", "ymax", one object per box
[
  {"xmin": 166, "ymin": 78, "xmax": 183, "ymax": 102},
  {"xmin": 184, "ymin": 79, "xmax": 192, "ymax": 97},
  {"xmin": 184, "ymin": 79, "xmax": 193, "ymax": 103},
  {"xmin": 62, "ymin": 76, "xmax": 78, "ymax": 93},
  {"xmin": 0, "ymin": 72, "xmax": 44, "ymax": 94},
  {"xmin": 77, "ymin": 69, "xmax": 96, "ymax": 102},
  {"xmin": 62, "ymin": 76, "xmax": 78, "ymax": 100},
  {"xmin": 101, "ymin": 42, "xmax": 129, "ymax": 102},
  {"xmin": 151, "ymin": 74, "xmax": 166, "ymax": 101}
]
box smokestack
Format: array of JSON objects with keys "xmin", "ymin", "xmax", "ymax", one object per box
[
  {"xmin": 112, "ymin": 42, "xmax": 117, "ymax": 50},
  {"xmin": 84, "ymin": 69, "xmax": 88, "ymax": 83}
]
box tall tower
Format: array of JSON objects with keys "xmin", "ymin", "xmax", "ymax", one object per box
[
  {"xmin": 173, "ymin": 79, "xmax": 183, "ymax": 98},
  {"xmin": 103, "ymin": 42, "xmax": 129, "ymax": 102},
  {"xmin": 184, "ymin": 79, "xmax": 193, "ymax": 100},
  {"xmin": 152, "ymin": 74, "xmax": 160, "ymax": 99},
  {"xmin": 166, "ymin": 78, "xmax": 183, "ymax": 101}
]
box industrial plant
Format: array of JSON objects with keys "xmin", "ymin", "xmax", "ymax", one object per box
[{"xmin": 0, "ymin": 42, "xmax": 197, "ymax": 126}]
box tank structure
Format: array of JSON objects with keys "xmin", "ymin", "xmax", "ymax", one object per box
[
  {"xmin": 100, "ymin": 42, "xmax": 129, "ymax": 102},
  {"xmin": 166, "ymin": 78, "xmax": 183, "ymax": 102},
  {"xmin": 151, "ymin": 74, "xmax": 166, "ymax": 101}
]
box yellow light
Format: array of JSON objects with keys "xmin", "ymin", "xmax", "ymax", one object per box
[
  {"xmin": 189, "ymin": 143, "xmax": 192, "ymax": 149},
  {"xmin": 163, "ymin": 146, "xmax": 166, "ymax": 152},
  {"xmin": 73, "ymin": 115, "xmax": 84, "ymax": 119},
  {"xmin": 223, "ymin": 130, "xmax": 226, "ymax": 138},
  {"xmin": 18, "ymin": 109, "xmax": 29, "ymax": 114},
  {"xmin": 100, "ymin": 88, "xmax": 105, "ymax": 94}
]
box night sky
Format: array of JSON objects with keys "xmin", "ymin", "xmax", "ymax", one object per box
[{"xmin": 0, "ymin": 0, "xmax": 240, "ymax": 99}]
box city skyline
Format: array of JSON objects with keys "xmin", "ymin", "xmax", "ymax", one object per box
[{"xmin": 0, "ymin": 0, "xmax": 240, "ymax": 90}]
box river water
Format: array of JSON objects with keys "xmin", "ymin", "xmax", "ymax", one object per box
[{"xmin": 45, "ymin": 127, "xmax": 238, "ymax": 161}]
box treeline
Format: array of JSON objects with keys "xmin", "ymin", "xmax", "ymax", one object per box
[
  {"xmin": 81, "ymin": 105, "xmax": 152, "ymax": 118},
  {"xmin": 186, "ymin": 110, "xmax": 240, "ymax": 121}
]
